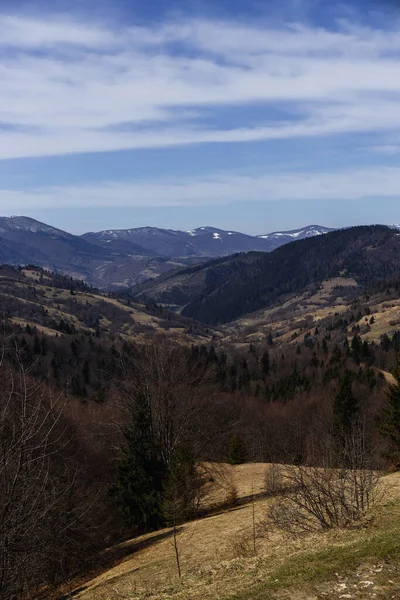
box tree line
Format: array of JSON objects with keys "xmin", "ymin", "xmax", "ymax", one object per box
[{"xmin": 2, "ymin": 318, "xmax": 400, "ymax": 597}]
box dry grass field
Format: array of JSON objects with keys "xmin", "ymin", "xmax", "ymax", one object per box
[
  {"xmin": 221, "ymin": 278, "xmax": 359, "ymax": 348},
  {"xmin": 358, "ymin": 299, "xmax": 400, "ymax": 342},
  {"xmin": 219, "ymin": 276, "xmax": 400, "ymax": 351},
  {"xmin": 64, "ymin": 464, "xmax": 400, "ymax": 600},
  {"xmin": 0, "ymin": 267, "xmax": 213, "ymax": 345}
]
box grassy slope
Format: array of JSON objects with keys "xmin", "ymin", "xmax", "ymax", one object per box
[
  {"xmin": 220, "ymin": 274, "xmax": 400, "ymax": 352},
  {"xmin": 0, "ymin": 267, "xmax": 212, "ymax": 345},
  {"xmin": 68, "ymin": 467, "xmax": 400, "ymax": 600}
]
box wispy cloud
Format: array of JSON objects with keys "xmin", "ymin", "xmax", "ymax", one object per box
[
  {"xmin": 2, "ymin": 166, "xmax": 400, "ymax": 211},
  {"xmin": 2, "ymin": 11, "xmax": 400, "ymax": 159}
]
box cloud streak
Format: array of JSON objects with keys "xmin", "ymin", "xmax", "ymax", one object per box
[
  {"xmin": 2, "ymin": 166, "xmax": 400, "ymax": 211},
  {"xmin": 2, "ymin": 11, "xmax": 400, "ymax": 159}
]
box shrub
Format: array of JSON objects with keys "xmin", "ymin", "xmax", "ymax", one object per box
[
  {"xmin": 264, "ymin": 463, "xmax": 286, "ymax": 497},
  {"xmin": 268, "ymin": 433, "xmax": 380, "ymax": 536}
]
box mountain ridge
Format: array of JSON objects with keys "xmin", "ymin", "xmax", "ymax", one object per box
[
  {"xmin": 0, "ymin": 216, "xmax": 336, "ymax": 288},
  {"xmin": 82, "ymin": 224, "xmax": 333, "ymax": 257},
  {"xmin": 133, "ymin": 225, "xmax": 400, "ymax": 325}
]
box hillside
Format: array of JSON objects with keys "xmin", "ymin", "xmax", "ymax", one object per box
[
  {"xmin": 0, "ymin": 216, "xmax": 335, "ymax": 290},
  {"xmin": 0, "ymin": 216, "xmax": 200, "ymax": 290},
  {"xmin": 0, "ymin": 265, "xmax": 212, "ymax": 344},
  {"xmin": 133, "ymin": 252, "xmax": 265, "ymax": 311},
  {"xmin": 4, "ymin": 257, "xmax": 400, "ymax": 599},
  {"xmin": 64, "ymin": 465, "xmax": 400, "ymax": 600},
  {"xmin": 134, "ymin": 226, "xmax": 400, "ymax": 325}
]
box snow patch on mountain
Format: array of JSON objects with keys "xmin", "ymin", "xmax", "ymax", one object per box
[
  {"xmin": 258, "ymin": 225, "xmax": 333, "ymax": 241},
  {"xmin": 0, "ymin": 216, "xmax": 68, "ymax": 237}
]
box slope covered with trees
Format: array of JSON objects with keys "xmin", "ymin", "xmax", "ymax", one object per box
[
  {"xmin": 135, "ymin": 226, "xmax": 400, "ymax": 324},
  {"xmin": 2, "ymin": 244, "xmax": 400, "ymax": 597}
]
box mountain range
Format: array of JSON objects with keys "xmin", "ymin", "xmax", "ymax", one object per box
[
  {"xmin": 0, "ymin": 217, "xmax": 334, "ymax": 289},
  {"xmin": 133, "ymin": 225, "xmax": 400, "ymax": 324},
  {"xmin": 82, "ymin": 224, "xmax": 334, "ymax": 257}
]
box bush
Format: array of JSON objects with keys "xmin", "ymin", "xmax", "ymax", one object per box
[
  {"xmin": 268, "ymin": 433, "xmax": 380, "ymax": 536},
  {"xmin": 230, "ymin": 531, "xmax": 255, "ymax": 558},
  {"xmin": 264, "ymin": 463, "xmax": 286, "ymax": 497}
]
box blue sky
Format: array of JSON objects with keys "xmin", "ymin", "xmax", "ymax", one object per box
[{"xmin": 2, "ymin": 0, "xmax": 400, "ymax": 234}]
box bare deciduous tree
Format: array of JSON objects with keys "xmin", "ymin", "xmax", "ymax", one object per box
[
  {"xmin": 0, "ymin": 340, "xmax": 83, "ymax": 599},
  {"xmin": 268, "ymin": 429, "xmax": 380, "ymax": 536}
]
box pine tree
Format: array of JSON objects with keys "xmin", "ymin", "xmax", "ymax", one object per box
[
  {"xmin": 227, "ymin": 434, "xmax": 248, "ymax": 465},
  {"xmin": 351, "ymin": 334, "xmax": 362, "ymax": 365},
  {"xmin": 113, "ymin": 391, "xmax": 168, "ymax": 531},
  {"xmin": 33, "ymin": 334, "xmax": 41, "ymax": 355},
  {"xmin": 82, "ymin": 359, "xmax": 91, "ymax": 384},
  {"xmin": 310, "ymin": 351, "xmax": 319, "ymax": 368},
  {"xmin": 333, "ymin": 371, "xmax": 358, "ymax": 440},
  {"xmin": 380, "ymin": 355, "xmax": 400, "ymax": 463},
  {"xmin": 262, "ymin": 350, "xmax": 270, "ymax": 376}
]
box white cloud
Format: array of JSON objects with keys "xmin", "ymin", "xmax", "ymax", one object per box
[
  {"xmin": 2, "ymin": 166, "xmax": 400, "ymax": 210},
  {"xmin": 0, "ymin": 15, "xmax": 118, "ymax": 48},
  {"xmin": 2, "ymin": 12, "xmax": 400, "ymax": 158}
]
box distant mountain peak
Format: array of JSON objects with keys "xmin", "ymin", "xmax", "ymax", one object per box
[
  {"xmin": 258, "ymin": 225, "xmax": 333, "ymax": 240},
  {"xmin": 0, "ymin": 216, "xmax": 70, "ymax": 237},
  {"xmin": 83, "ymin": 223, "xmax": 337, "ymax": 259},
  {"xmin": 0, "ymin": 215, "xmax": 342, "ymax": 291}
]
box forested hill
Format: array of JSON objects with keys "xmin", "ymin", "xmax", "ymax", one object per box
[{"xmin": 135, "ymin": 225, "xmax": 400, "ymax": 324}]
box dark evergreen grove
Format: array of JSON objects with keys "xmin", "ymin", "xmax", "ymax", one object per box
[
  {"xmin": 112, "ymin": 391, "xmax": 168, "ymax": 531},
  {"xmin": 227, "ymin": 434, "xmax": 248, "ymax": 465},
  {"xmin": 333, "ymin": 370, "xmax": 359, "ymax": 440},
  {"xmin": 380, "ymin": 354, "xmax": 400, "ymax": 465}
]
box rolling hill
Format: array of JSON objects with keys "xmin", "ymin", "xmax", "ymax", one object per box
[
  {"xmin": 133, "ymin": 225, "xmax": 400, "ymax": 324},
  {"xmin": 0, "ymin": 265, "xmax": 212, "ymax": 344},
  {"xmin": 0, "ymin": 216, "xmax": 334, "ymax": 289},
  {"xmin": 0, "ymin": 217, "xmax": 201, "ymax": 289}
]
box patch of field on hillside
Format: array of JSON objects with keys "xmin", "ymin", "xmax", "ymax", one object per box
[
  {"xmin": 358, "ymin": 299, "xmax": 400, "ymax": 342},
  {"xmin": 10, "ymin": 317, "xmax": 60, "ymax": 337},
  {"xmin": 222, "ymin": 278, "xmax": 359, "ymax": 348},
  {"xmin": 66, "ymin": 466, "xmax": 400, "ymax": 600},
  {"xmin": 0, "ymin": 268, "xmax": 212, "ymax": 345}
]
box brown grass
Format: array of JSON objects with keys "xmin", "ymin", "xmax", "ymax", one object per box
[
  {"xmin": 68, "ymin": 466, "xmax": 400, "ymax": 600},
  {"xmin": 221, "ymin": 278, "xmax": 358, "ymax": 347}
]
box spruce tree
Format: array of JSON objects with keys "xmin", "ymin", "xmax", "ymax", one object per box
[
  {"xmin": 333, "ymin": 371, "xmax": 358, "ymax": 440},
  {"xmin": 351, "ymin": 334, "xmax": 362, "ymax": 365},
  {"xmin": 380, "ymin": 355, "xmax": 400, "ymax": 463},
  {"xmin": 227, "ymin": 434, "xmax": 248, "ymax": 465},
  {"xmin": 262, "ymin": 350, "xmax": 270, "ymax": 376},
  {"xmin": 113, "ymin": 391, "xmax": 168, "ymax": 531}
]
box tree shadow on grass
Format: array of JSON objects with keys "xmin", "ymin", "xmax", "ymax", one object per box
[{"xmin": 58, "ymin": 527, "xmax": 180, "ymax": 599}]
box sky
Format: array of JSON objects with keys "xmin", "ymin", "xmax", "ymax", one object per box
[{"xmin": 2, "ymin": 0, "xmax": 400, "ymax": 234}]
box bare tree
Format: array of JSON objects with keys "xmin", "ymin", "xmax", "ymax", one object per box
[
  {"xmin": 251, "ymin": 481, "xmax": 256, "ymax": 555},
  {"xmin": 110, "ymin": 341, "xmax": 227, "ymax": 540},
  {"xmin": 0, "ymin": 339, "xmax": 80, "ymax": 599},
  {"xmin": 115, "ymin": 343, "xmax": 217, "ymax": 466},
  {"xmin": 268, "ymin": 428, "xmax": 380, "ymax": 536}
]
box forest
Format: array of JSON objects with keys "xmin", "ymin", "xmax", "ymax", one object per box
[{"xmin": 1, "ymin": 259, "xmax": 400, "ymax": 599}]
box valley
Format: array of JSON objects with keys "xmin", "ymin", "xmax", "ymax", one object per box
[
  {"xmin": 2, "ymin": 224, "xmax": 400, "ymax": 600},
  {"xmin": 5, "ymin": 4, "xmax": 400, "ymax": 599}
]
